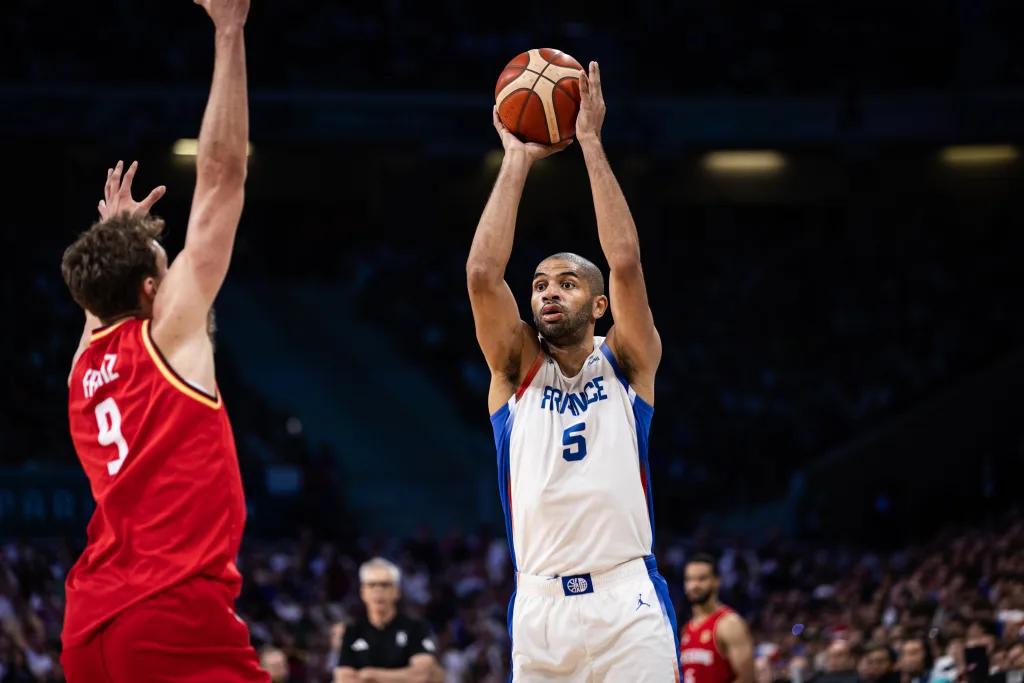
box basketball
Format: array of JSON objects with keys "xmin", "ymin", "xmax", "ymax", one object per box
[{"xmin": 494, "ymin": 48, "xmax": 583, "ymax": 145}]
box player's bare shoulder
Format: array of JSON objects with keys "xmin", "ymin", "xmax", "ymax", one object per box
[
  {"xmin": 715, "ymin": 610, "xmax": 753, "ymax": 651},
  {"xmin": 486, "ymin": 322, "xmax": 541, "ymax": 413},
  {"xmin": 605, "ymin": 324, "xmax": 660, "ymax": 403}
]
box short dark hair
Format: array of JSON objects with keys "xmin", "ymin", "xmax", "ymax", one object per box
[
  {"xmin": 864, "ymin": 642, "xmax": 895, "ymax": 663},
  {"xmin": 540, "ymin": 252, "xmax": 605, "ymax": 297},
  {"xmin": 61, "ymin": 213, "xmax": 165, "ymax": 320},
  {"xmin": 902, "ymin": 635, "xmax": 934, "ymax": 671},
  {"xmin": 686, "ymin": 552, "xmax": 719, "ymax": 576}
]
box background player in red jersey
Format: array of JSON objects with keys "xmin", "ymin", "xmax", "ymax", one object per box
[
  {"xmin": 681, "ymin": 554, "xmax": 756, "ymax": 683},
  {"xmin": 57, "ymin": 1, "xmax": 266, "ymax": 681}
]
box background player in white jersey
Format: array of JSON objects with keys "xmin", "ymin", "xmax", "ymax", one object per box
[{"xmin": 466, "ymin": 61, "xmax": 679, "ymax": 682}]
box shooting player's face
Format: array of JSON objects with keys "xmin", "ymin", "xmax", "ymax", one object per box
[
  {"xmin": 531, "ymin": 258, "xmax": 606, "ymax": 344},
  {"xmin": 684, "ymin": 562, "xmax": 718, "ymax": 606}
]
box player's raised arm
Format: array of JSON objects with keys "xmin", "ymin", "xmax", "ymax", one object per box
[
  {"xmin": 576, "ymin": 61, "xmax": 661, "ymax": 404},
  {"xmin": 151, "ymin": 0, "xmax": 249, "ymax": 356},
  {"xmin": 466, "ymin": 109, "xmax": 570, "ymax": 411}
]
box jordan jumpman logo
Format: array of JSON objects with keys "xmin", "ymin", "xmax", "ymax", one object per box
[{"xmin": 636, "ymin": 593, "xmax": 651, "ymax": 610}]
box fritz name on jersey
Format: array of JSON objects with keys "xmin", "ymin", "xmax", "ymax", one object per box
[{"xmin": 83, "ymin": 354, "xmax": 120, "ymax": 398}]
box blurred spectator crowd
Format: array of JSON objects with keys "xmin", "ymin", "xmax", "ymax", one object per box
[{"xmin": 1, "ymin": 512, "xmax": 1021, "ymax": 682}]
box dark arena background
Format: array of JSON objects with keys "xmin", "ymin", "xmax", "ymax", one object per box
[{"xmin": 2, "ymin": 1, "xmax": 1024, "ymax": 681}]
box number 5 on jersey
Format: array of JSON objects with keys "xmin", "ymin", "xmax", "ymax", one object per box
[
  {"xmin": 95, "ymin": 398, "xmax": 129, "ymax": 475},
  {"xmin": 562, "ymin": 422, "xmax": 587, "ymax": 462}
]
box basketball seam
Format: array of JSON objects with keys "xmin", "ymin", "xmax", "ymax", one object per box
[
  {"xmin": 496, "ymin": 65, "xmax": 525, "ymax": 96},
  {"xmin": 542, "ymin": 61, "xmax": 579, "ymax": 143},
  {"xmin": 513, "ymin": 87, "xmax": 534, "ymax": 136},
  {"xmin": 542, "ymin": 57, "xmax": 581, "ymax": 114},
  {"xmin": 516, "ymin": 68, "xmax": 550, "ymax": 137},
  {"xmin": 536, "ymin": 59, "xmax": 565, "ymax": 87},
  {"xmin": 540, "ymin": 71, "xmax": 581, "ymax": 87},
  {"xmin": 552, "ymin": 88, "xmax": 563, "ymax": 144},
  {"xmin": 529, "ymin": 70, "xmax": 545, "ymax": 91},
  {"xmin": 539, "ymin": 60, "xmax": 559, "ymax": 142},
  {"xmin": 533, "ymin": 62, "xmax": 557, "ymax": 143},
  {"xmin": 553, "ymin": 78, "xmax": 578, "ymax": 99},
  {"xmin": 551, "ymin": 82, "xmax": 579, "ymax": 142}
]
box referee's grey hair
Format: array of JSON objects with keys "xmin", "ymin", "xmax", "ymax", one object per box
[{"xmin": 359, "ymin": 557, "xmax": 401, "ymax": 585}]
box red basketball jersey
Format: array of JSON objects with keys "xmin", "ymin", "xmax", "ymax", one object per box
[
  {"xmin": 63, "ymin": 318, "xmax": 246, "ymax": 649},
  {"xmin": 681, "ymin": 606, "xmax": 738, "ymax": 683}
]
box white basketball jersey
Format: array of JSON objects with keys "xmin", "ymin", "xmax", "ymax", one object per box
[{"xmin": 490, "ymin": 336, "xmax": 655, "ymax": 578}]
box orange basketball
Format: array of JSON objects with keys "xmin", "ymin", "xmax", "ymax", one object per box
[{"xmin": 494, "ymin": 48, "xmax": 583, "ymax": 145}]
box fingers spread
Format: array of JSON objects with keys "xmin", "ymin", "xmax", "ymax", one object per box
[
  {"xmin": 139, "ymin": 185, "xmax": 167, "ymax": 212},
  {"xmin": 120, "ymin": 160, "xmax": 139, "ymax": 196},
  {"xmin": 104, "ymin": 168, "xmax": 115, "ymax": 201},
  {"xmin": 110, "ymin": 160, "xmax": 124, "ymax": 195}
]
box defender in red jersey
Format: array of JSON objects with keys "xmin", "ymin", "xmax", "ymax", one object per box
[
  {"xmin": 681, "ymin": 554, "xmax": 755, "ymax": 683},
  {"xmin": 58, "ymin": 1, "xmax": 265, "ymax": 681}
]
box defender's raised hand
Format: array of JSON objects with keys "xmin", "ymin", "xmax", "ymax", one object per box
[
  {"xmin": 194, "ymin": 0, "xmax": 250, "ymax": 29},
  {"xmin": 576, "ymin": 61, "xmax": 606, "ymax": 142},
  {"xmin": 493, "ymin": 106, "xmax": 572, "ymax": 164},
  {"xmin": 98, "ymin": 160, "xmax": 166, "ymax": 220}
]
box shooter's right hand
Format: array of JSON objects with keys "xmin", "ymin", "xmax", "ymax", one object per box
[{"xmin": 493, "ymin": 107, "xmax": 572, "ymax": 164}]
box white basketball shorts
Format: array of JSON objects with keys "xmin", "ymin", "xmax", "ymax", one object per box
[{"xmin": 509, "ymin": 555, "xmax": 680, "ymax": 682}]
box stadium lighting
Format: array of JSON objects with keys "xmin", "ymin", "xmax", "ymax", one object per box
[
  {"xmin": 172, "ymin": 138, "xmax": 253, "ymax": 157},
  {"xmin": 940, "ymin": 145, "xmax": 1019, "ymax": 166},
  {"xmin": 703, "ymin": 150, "xmax": 785, "ymax": 174}
]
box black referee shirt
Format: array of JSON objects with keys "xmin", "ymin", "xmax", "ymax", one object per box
[{"xmin": 338, "ymin": 613, "xmax": 437, "ymax": 670}]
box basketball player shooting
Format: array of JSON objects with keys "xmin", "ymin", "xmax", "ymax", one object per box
[
  {"xmin": 58, "ymin": 1, "xmax": 267, "ymax": 681},
  {"xmin": 467, "ymin": 61, "xmax": 680, "ymax": 681}
]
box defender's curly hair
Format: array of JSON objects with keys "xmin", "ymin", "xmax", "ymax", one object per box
[{"xmin": 61, "ymin": 212, "xmax": 165, "ymax": 320}]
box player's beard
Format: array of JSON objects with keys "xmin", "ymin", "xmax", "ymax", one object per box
[
  {"xmin": 686, "ymin": 589, "xmax": 714, "ymax": 606},
  {"xmin": 533, "ymin": 304, "xmax": 592, "ymax": 346}
]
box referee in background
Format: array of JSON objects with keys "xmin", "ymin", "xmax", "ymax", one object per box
[{"xmin": 335, "ymin": 558, "xmax": 444, "ymax": 683}]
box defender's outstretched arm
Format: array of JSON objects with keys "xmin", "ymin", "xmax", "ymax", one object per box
[
  {"xmin": 152, "ymin": 0, "xmax": 250, "ymax": 353},
  {"xmin": 577, "ymin": 62, "xmax": 661, "ymax": 403}
]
